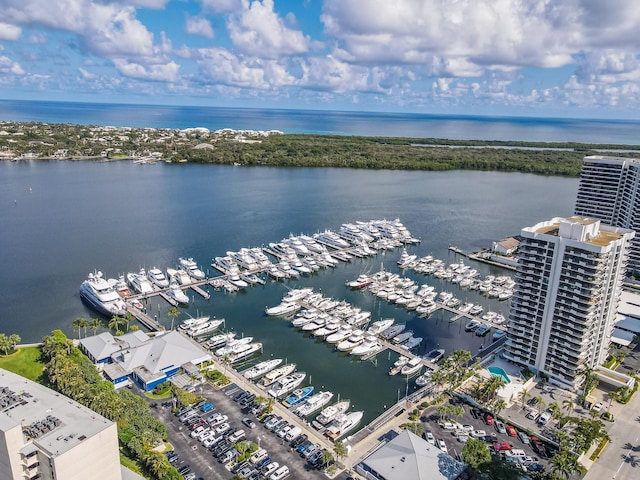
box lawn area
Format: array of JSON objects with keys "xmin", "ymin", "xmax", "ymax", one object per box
[{"xmin": 0, "ymin": 346, "xmax": 46, "ymax": 382}]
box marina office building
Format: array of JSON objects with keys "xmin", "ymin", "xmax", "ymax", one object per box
[
  {"xmin": 0, "ymin": 369, "xmax": 136, "ymax": 480},
  {"xmin": 575, "ymin": 155, "xmax": 640, "ymax": 276},
  {"xmin": 503, "ymin": 216, "xmax": 634, "ymax": 391}
]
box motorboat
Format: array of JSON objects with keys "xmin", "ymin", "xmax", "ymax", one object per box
[
  {"xmin": 326, "ymin": 325, "xmax": 353, "ymax": 344},
  {"xmin": 267, "ymin": 265, "xmax": 287, "ymax": 280},
  {"xmin": 265, "ymin": 302, "xmax": 301, "ymax": 317},
  {"xmin": 400, "ymin": 357, "xmax": 423, "ymax": 376},
  {"xmin": 229, "ymin": 342, "xmax": 262, "ymax": 363},
  {"xmin": 243, "ymin": 358, "xmax": 283, "ymax": 380},
  {"xmin": 424, "ymin": 348, "xmax": 445, "ymax": 363},
  {"xmin": 229, "ymin": 249, "xmax": 259, "ymax": 271},
  {"xmin": 379, "ymin": 323, "xmax": 406, "ymax": 340},
  {"xmin": 167, "ymin": 282, "xmax": 189, "ymax": 304},
  {"xmin": 313, "ymin": 400, "xmax": 350, "ymax": 428},
  {"xmin": 465, "ymin": 319, "xmax": 481, "ymax": 332},
  {"xmin": 314, "ymin": 230, "xmax": 350, "ymax": 249},
  {"xmin": 107, "ymin": 275, "xmax": 133, "ymax": 299},
  {"xmin": 392, "ymin": 331, "xmax": 414, "ymax": 344},
  {"xmin": 179, "ymin": 257, "xmax": 206, "ymax": 280},
  {"xmin": 167, "ymin": 268, "xmax": 191, "ymax": 286},
  {"xmin": 401, "ymin": 336, "xmax": 423, "ymax": 350},
  {"xmin": 284, "ymin": 236, "xmax": 311, "ymax": 256},
  {"xmin": 261, "ymin": 363, "xmax": 296, "ymax": 387},
  {"xmin": 367, "ymin": 318, "xmax": 394, "ymax": 336},
  {"xmin": 416, "ymin": 371, "xmax": 431, "ymax": 387},
  {"xmin": 470, "ymin": 304, "xmax": 484, "ymax": 315},
  {"xmin": 147, "ymin": 267, "xmax": 169, "ymax": 288},
  {"xmin": 268, "ymin": 372, "xmax": 306, "ymax": 398},
  {"xmin": 336, "ymin": 329, "xmax": 365, "ymax": 351},
  {"xmin": 351, "ymin": 339, "xmax": 382, "ymax": 357},
  {"xmin": 294, "ymin": 391, "xmax": 334, "ymax": 417},
  {"xmin": 346, "ymin": 274, "xmax": 373, "ymax": 289},
  {"xmin": 227, "ymin": 273, "xmax": 249, "ymax": 289},
  {"xmin": 282, "ymin": 386, "xmax": 314, "ymax": 408},
  {"xmin": 313, "ymin": 321, "xmax": 341, "ymax": 338},
  {"xmin": 475, "ymin": 323, "xmax": 491, "ymax": 336},
  {"xmin": 324, "ymin": 411, "xmax": 364, "ymax": 441},
  {"xmin": 186, "ymin": 319, "xmax": 225, "ymax": 337},
  {"xmin": 215, "ymin": 336, "xmax": 253, "ymax": 356},
  {"xmin": 79, "ymin": 271, "xmax": 127, "ymax": 317},
  {"xmin": 127, "ymin": 269, "xmax": 154, "ymax": 294},
  {"xmin": 204, "ymin": 332, "xmax": 236, "ymax": 349},
  {"xmin": 179, "ymin": 315, "xmax": 210, "ymax": 330}
]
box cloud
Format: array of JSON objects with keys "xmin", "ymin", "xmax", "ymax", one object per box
[
  {"xmin": 113, "ymin": 59, "xmax": 180, "ymax": 82},
  {"xmin": 28, "ymin": 32, "xmax": 47, "ymax": 44},
  {"xmin": 201, "ymin": 0, "xmax": 244, "ymax": 14},
  {"xmin": 227, "ymin": 0, "xmax": 311, "ymax": 59},
  {"xmin": 78, "ymin": 67, "xmax": 96, "ymax": 80},
  {"xmin": 186, "ymin": 15, "xmax": 214, "ymax": 38},
  {"xmin": 0, "ymin": 55, "xmax": 24, "ymax": 74},
  {"xmin": 0, "ymin": 22, "xmax": 21, "ymax": 40}
]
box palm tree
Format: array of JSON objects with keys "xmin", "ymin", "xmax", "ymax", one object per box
[
  {"xmin": 167, "ymin": 306, "xmax": 180, "ymax": 330},
  {"xmin": 108, "ymin": 315, "xmax": 125, "ymax": 334},
  {"xmin": 72, "ymin": 317, "xmax": 88, "ymax": 338},
  {"xmin": 320, "ymin": 449, "xmax": 334, "ymax": 469},
  {"xmin": 550, "ymin": 449, "xmax": 582, "ymax": 479},
  {"xmin": 562, "ymin": 398, "xmax": 575, "ymax": 417},
  {"xmin": 548, "ymin": 401, "xmax": 561, "ymax": 419},
  {"xmin": 123, "ymin": 312, "xmax": 135, "ymax": 331},
  {"xmin": 333, "ymin": 440, "xmax": 347, "ymax": 466},
  {"xmin": 492, "ymin": 399, "xmax": 507, "ymax": 416},
  {"xmin": 518, "ymin": 388, "xmax": 531, "ymax": 409},
  {"xmin": 89, "ymin": 318, "xmax": 102, "ymax": 336}
]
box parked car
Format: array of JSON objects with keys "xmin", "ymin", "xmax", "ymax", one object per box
[
  {"xmin": 424, "ymin": 431, "xmax": 435, "ymax": 445},
  {"xmin": 592, "ymin": 402, "xmax": 603, "ymax": 413},
  {"xmin": 437, "ymin": 439, "xmax": 448, "ymax": 453},
  {"xmin": 290, "ymin": 434, "xmax": 308, "ymax": 448},
  {"xmin": 527, "ymin": 463, "xmax": 545, "ymax": 472},
  {"xmin": 530, "ymin": 436, "xmax": 548, "ymax": 457},
  {"xmin": 506, "ymin": 425, "xmax": 517, "ymax": 437},
  {"xmin": 492, "ymin": 442, "xmax": 513, "ymax": 451},
  {"xmin": 177, "ymin": 465, "xmax": 191, "ymax": 475},
  {"xmin": 200, "ymin": 402, "xmax": 215, "ymax": 413},
  {"xmin": 255, "ymin": 456, "xmax": 272, "ymax": 470},
  {"xmin": 261, "ymin": 462, "xmax": 279, "ymax": 477},
  {"xmin": 537, "ymin": 410, "xmax": 552, "ymax": 425},
  {"xmin": 242, "ymin": 417, "xmax": 257, "ymax": 429},
  {"xmin": 483, "ymin": 413, "xmax": 494, "ymax": 425},
  {"xmin": 517, "ymin": 431, "xmax": 530, "ymax": 444},
  {"xmin": 494, "ymin": 421, "xmax": 506, "ymax": 434},
  {"xmin": 470, "ymin": 430, "xmax": 486, "ymax": 438},
  {"xmin": 525, "ymin": 409, "xmax": 539, "ymax": 420}
]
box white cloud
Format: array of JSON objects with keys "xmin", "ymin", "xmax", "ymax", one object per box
[
  {"xmin": 78, "ymin": 67, "xmax": 96, "ymax": 80},
  {"xmin": 28, "ymin": 32, "xmax": 47, "ymax": 44},
  {"xmin": 0, "ymin": 22, "xmax": 21, "ymax": 40},
  {"xmin": 227, "ymin": 0, "xmax": 311, "ymax": 59},
  {"xmin": 186, "ymin": 15, "xmax": 215, "ymax": 38},
  {"xmin": 201, "ymin": 0, "xmax": 244, "ymax": 14},
  {"xmin": 0, "ymin": 55, "xmax": 24, "ymax": 74},
  {"xmin": 128, "ymin": 0, "xmax": 170, "ymax": 8},
  {"xmin": 113, "ymin": 59, "xmax": 180, "ymax": 82}
]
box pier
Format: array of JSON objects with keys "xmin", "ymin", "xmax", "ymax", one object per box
[
  {"xmin": 190, "ymin": 284, "xmax": 211, "ymax": 300},
  {"xmin": 126, "ymin": 305, "xmax": 163, "ymax": 332}
]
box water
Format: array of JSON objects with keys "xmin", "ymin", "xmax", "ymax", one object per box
[
  {"xmin": 0, "ymin": 160, "xmax": 578, "ymax": 427},
  {"xmin": 2, "ymin": 99, "xmax": 640, "ymax": 143}
]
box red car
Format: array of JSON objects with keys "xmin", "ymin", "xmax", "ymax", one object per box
[
  {"xmin": 493, "ymin": 442, "xmax": 513, "ymax": 451},
  {"xmin": 483, "ymin": 413, "xmax": 494, "ymax": 425},
  {"xmin": 506, "ymin": 425, "xmax": 517, "ymax": 437}
]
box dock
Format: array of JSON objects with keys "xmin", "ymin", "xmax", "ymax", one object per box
[
  {"xmin": 158, "ymin": 292, "xmax": 178, "ymax": 307},
  {"xmin": 126, "ymin": 305, "xmax": 163, "ymax": 332},
  {"xmin": 190, "ymin": 284, "xmax": 211, "ymax": 300},
  {"xmin": 448, "ymin": 245, "xmax": 468, "ymax": 256}
]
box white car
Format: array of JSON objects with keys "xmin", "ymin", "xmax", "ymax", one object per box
[
  {"xmin": 214, "ymin": 422, "xmax": 231, "ymax": 434},
  {"xmin": 470, "ymin": 430, "xmax": 486, "ymax": 438},
  {"xmin": 261, "ymin": 462, "xmax": 279, "ymax": 477},
  {"xmin": 459, "ymin": 424, "xmax": 474, "ymax": 432},
  {"xmin": 437, "ymin": 439, "xmax": 448, "ymax": 453},
  {"xmin": 189, "ymin": 426, "xmax": 206, "ymax": 438},
  {"xmin": 208, "ymin": 414, "xmax": 228, "ymax": 427},
  {"xmin": 425, "ymin": 432, "xmax": 435, "ymax": 445},
  {"xmin": 592, "ymin": 402, "xmax": 603, "ymax": 413}
]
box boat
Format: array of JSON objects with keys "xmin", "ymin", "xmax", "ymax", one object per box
[
  {"xmin": 166, "ymin": 268, "xmax": 191, "ymax": 286},
  {"xmin": 229, "ymin": 342, "xmax": 262, "ymax": 363},
  {"xmin": 470, "ymin": 304, "xmax": 484, "ymax": 315},
  {"xmin": 492, "ymin": 329, "xmax": 507, "ymax": 341},
  {"xmin": 294, "ymin": 391, "xmax": 334, "ymax": 417},
  {"xmin": 147, "ymin": 267, "xmax": 169, "ymax": 288},
  {"xmin": 79, "ymin": 271, "xmax": 127, "ymax": 317},
  {"xmin": 108, "ymin": 275, "xmax": 133, "ymax": 298},
  {"xmin": 261, "ymin": 363, "xmax": 297, "ymax": 387},
  {"xmin": 314, "ymin": 230, "xmax": 351, "ymax": 249},
  {"xmin": 326, "ymin": 325, "xmax": 353, "ymax": 344},
  {"xmin": 465, "ymin": 319, "xmax": 481, "ymax": 332},
  {"xmin": 336, "ymin": 329, "xmax": 365, "ymax": 351},
  {"xmin": 351, "ymin": 338, "xmax": 382, "ymax": 356},
  {"xmin": 265, "ymin": 302, "xmax": 301, "ymax": 317},
  {"xmin": 166, "ymin": 282, "xmax": 189, "ymax": 304},
  {"xmin": 400, "ymin": 357, "xmax": 423, "ymax": 376},
  {"xmin": 243, "ymin": 358, "xmax": 283, "ymax": 380},
  {"xmin": 415, "ymin": 371, "xmax": 432, "ymax": 387},
  {"xmin": 401, "ymin": 336, "xmax": 423, "ymax": 350},
  {"xmin": 475, "ymin": 323, "xmax": 491, "ymax": 336},
  {"xmin": 424, "ymin": 348, "xmax": 445, "ymax": 363},
  {"xmin": 346, "ymin": 274, "xmax": 373, "ymax": 289},
  {"xmin": 127, "ymin": 269, "xmax": 154, "ymax": 294},
  {"xmin": 379, "ymin": 323, "xmax": 406, "ymax": 340},
  {"xmin": 215, "ymin": 336, "xmax": 253, "ymax": 356},
  {"xmin": 186, "ymin": 319, "xmax": 225, "ymax": 336},
  {"xmin": 313, "ymin": 400, "xmax": 350, "ymax": 428},
  {"xmin": 179, "ymin": 315, "xmax": 210, "ymax": 330},
  {"xmin": 282, "ymin": 386, "xmax": 314, "ymax": 408},
  {"xmin": 394, "ymin": 355, "xmax": 409, "ymax": 367},
  {"xmin": 367, "ymin": 318, "xmax": 394, "ymax": 336},
  {"xmin": 392, "ymin": 331, "xmax": 414, "ymax": 344},
  {"xmin": 268, "ymin": 372, "xmax": 306, "ymax": 398},
  {"xmin": 204, "ymin": 332, "xmax": 236, "ymax": 349},
  {"xmin": 324, "ymin": 411, "xmax": 364, "ymax": 441}
]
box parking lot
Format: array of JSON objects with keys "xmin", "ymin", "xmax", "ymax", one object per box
[
  {"xmin": 420, "ymin": 398, "xmax": 551, "ymax": 474},
  {"xmin": 149, "ymin": 382, "xmax": 330, "ymax": 479}
]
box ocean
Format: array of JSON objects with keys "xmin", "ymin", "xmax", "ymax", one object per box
[{"xmin": 1, "ymin": 99, "xmax": 640, "ymax": 144}]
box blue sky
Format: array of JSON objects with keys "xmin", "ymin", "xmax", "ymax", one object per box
[{"xmin": 2, "ymin": 0, "xmax": 640, "ymax": 118}]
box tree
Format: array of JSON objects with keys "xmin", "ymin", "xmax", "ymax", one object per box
[
  {"xmin": 72, "ymin": 317, "xmax": 88, "ymax": 338},
  {"xmin": 108, "ymin": 315, "xmax": 126, "ymax": 333},
  {"xmin": 0, "ymin": 333, "xmax": 21, "ymax": 355},
  {"xmin": 461, "ymin": 438, "xmax": 491, "ymax": 470},
  {"xmin": 123, "ymin": 312, "xmax": 136, "ymax": 332},
  {"xmin": 89, "ymin": 318, "xmax": 102, "ymax": 336},
  {"xmin": 320, "ymin": 449, "xmax": 334, "ymax": 469},
  {"xmin": 550, "ymin": 448, "xmax": 583, "ymax": 479},
  {"xmin": 491, "ymin": 399, "xmax": 507, "ymax": 416},
  {"xmin": 548, "ymin": 401, "xmax": 561, "ymax": 419},
  {"xmin": 562, "ymin": 398, "xmax": 575, "ymax": 417},
  {"xmin": 403, "ymin": 422, "xmax": 424, "ymax": 437},
  {"xmin": 167, "ymin": 306, "xmax": 180, "ymax": 330},
  {"xmin": 333, "ymin": 441, "xmax": 347, "ymax": 465},
  {"xmin": 518, "ymin": 388, "xmax": 531, "ymax": 409}
]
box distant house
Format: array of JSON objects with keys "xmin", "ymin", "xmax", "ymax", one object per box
[
  {"xmin": 80, "ymin": 330, "xmax": 212, "ymax": 391},
  {"xmin": 356, "ymin": 429, "xmax": 466, "ymax": 480},
  {"xmin": 492, "ymin": 237, "xmax": 519, "ymax": 256}
]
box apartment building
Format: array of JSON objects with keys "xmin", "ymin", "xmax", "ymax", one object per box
[{"xmin": 504, "ymin": 216, "xmax": 633, "ymax": 390}]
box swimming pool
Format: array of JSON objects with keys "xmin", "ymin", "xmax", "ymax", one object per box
[{"xmin": 488, "ymin": 366, "xmax": 511, "ymax": 384}]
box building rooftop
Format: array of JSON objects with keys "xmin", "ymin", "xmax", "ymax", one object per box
[
  {"xmin": 531, "ymin": 216, "xmax": 626, "ymax": 247},
  {"xmin": 0, "ymin": 368, "xmax": 115, "ymax": 457}
]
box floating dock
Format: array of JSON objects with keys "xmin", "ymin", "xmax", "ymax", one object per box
[
  {"xmin": 126, "ymin": 306, "xmax": 162, "ymax": 332},
  {"xmin": 190, "ymin": 284, "xmax": 210, "ymax": 300}
]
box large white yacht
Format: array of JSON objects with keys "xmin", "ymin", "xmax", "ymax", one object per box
[
  {"xmin": 79, "ymin": 271, "xmax": 127, "ymax": 317},
  {"xmin": 313, "ymin": 400, "xmax": 350, "ymax": 428},
  {"xmin": 267, "ymin": 372, "xmax": 306, "ymax": 398},
  {"xmin": 147, "ymin": 267, "xmax": 169, "ymax": 288},
  {"xmin": 167, "ymin": 282, "xmax": 189, "ymax": 304},
  {"xmin": 260, "ymin": 363, "xmax": 296, "ymax": 387},
  {"xmin": 167, "ymin": 268, "xmax": 191, "ymax": 286},
  {"xmin": 243, "ymin": 358, "xmax": 283, "ymax": 380},
  {"xmin": 127, "ymin": 269, "xmax": 154, "ymax": 294},
  {"xmin": 314, "ymin": 230, "xmax": 350, "ymax": 249},
  {"xmin": 324, "ymin": 411, "xmax": 364, "ymax": 441},
  {"xmin": 179, "ymin": 257, "xmax": 206, "ymax": 280},
  {"xmin": 294, "ymin": 391, "xmax": 334, "ymax": 417}
]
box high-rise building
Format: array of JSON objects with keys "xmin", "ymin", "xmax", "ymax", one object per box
[
  {"xmin": 504, "ymin": 216, "xmax": 633, "ymax": 390},
  {"xmin": 575, "ymin": 155, "xmax": 640, "ymax": 275},
  {"xmin": 0, "ymin": 368, "xmax": 122, "ymax": 480}
]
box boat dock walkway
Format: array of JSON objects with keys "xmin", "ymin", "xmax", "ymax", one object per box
[
  {"xmin": 126, "ymin": 305, "xmax": 163, "ymax": 332},
  {"xmin": 190, "ymin": 285, "xmax": 210, "ymax": 299}
]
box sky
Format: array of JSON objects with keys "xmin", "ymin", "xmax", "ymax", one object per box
[{"xmin": 1, "ymin": 0, "xmax": 640, "ymax": 118}]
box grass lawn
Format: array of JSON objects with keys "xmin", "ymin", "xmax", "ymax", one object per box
[
  {"xmin": 119, "ymin": 452, "xmax": 147, "ymax": 478},
  {"xmin": 0, "ymin": 347, "xmax": 46, "ymax": 382},
  {"xmin": 145, "ymin": 389, "xmax": 173, "ymax": 400}
]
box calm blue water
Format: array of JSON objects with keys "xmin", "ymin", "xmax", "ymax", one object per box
[
  {"xmin": 1, "ymin": 99, "xmax": 640, "ymax": 143},
  {"xmin": 0, "ymin": 160, "xmax": 578, "ymax": 425}
]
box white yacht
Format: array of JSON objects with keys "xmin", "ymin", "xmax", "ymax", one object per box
[
  {"xmin": 314, "ymin": 230, "xmax": 350, "ymax": 249},
  {"xmin": 379, "ymin": 323, "xmax": 406, "ymax": 340},
  {"xmin": 167, "ymin": 268, "xmax": 191, "ymax": 286},
  {"xmin": 324, "ymin": 411, "xmax": 364, "ymax": 441},
  {"xmin": 127, "ymin": 269, "xmax": 154, "ymax": 294},
  {"xmin": 313, "ymin": 400, "xmax": 350, "ymax": 428},
  {"xmin": 400, "ymin": 336, "xmax": 423, "ymax": 350},
  {"xmin": 351, "ymin": 338, "xmax": 382, "ymax": 357},
  {"xmin": 243, "ymin": 358, "xmax": 283, "ymax": 380},
  {"xmin": 265, "ymin": 302, "xmax": 301, "ymax": 317},
  {"xmin": 147, "ymin": 267, "xmax": 169, "ymax": 288},
  {"xmin": 229, "ymin": 249, "xmax": 259, "ymax": 271},
  {"xmin": 229, "ymin": 342, "xmax": 262, "ymax": 363},
  {"xmin": 186, "ymin": 319, "xmax": 225, "ymax": 336},
  {"xmin": 167, "ymin": 282, "xmax": 189, "ymax": 304},
  {"xmin": 267, "ymin": 372, "xmax": 306, "ymax": 398},
  {"xmin": 79, "ymin": 271, "xmax": 127, "ymax": 317},
  {"xmin": 215, "ymin": 336, "xmax": 253, "ymax": 356},
  {"xmin": 179, "ymin": 315, "xmax": 210, "ymax": 330},
  {"xmin": 204, "ymin": 332, "xmax": 236, "ymax": 349},
  {"xmin": 294, "ymin": 391, "xmax": 334, "ymax": 417},
  {"xmin": 400, "ymin": 357, "xmax": 423, "ymax": 376},
  {"xmin": 228, "ymin": 273, "xmax": 249, "ymax": 289},
  {"xmin": 336, "ymin": 329, "xmax": 365, "ymax": 351},
  {"xmin": 261, "ymin": 363, "xmax": 296, "ymax": 387},
  {"xmin": 179, "ymin": 257, "xmax": 206, "ymax": 280},
  {"xmin": 392, "ymin": 331, "xmax": 414, "ymax": 344},
  {"xmin": 326, "ymin": 325, "xmax": 353, "ymax": 344},
  {"xmin": 415, "ymin": 371, "xmax": 432, "ymax": 387},
  {"xmin": 284, "ymin": 236, "xmax": 311, "ymax": 256}
]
